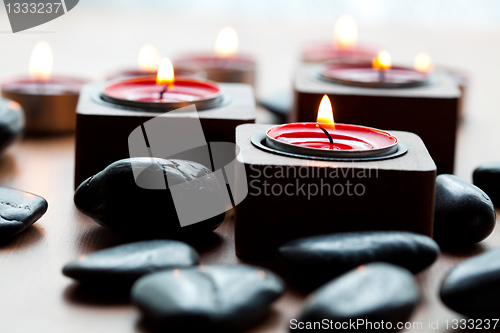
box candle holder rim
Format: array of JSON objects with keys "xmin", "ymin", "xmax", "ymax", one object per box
[
  {"xmin": 266, "ymin": 122, "xmax": 399, "ymax": 158},
  {"xmin": 1, "ymin": 76, "xmax": 87, "ymax": 97},
  {"xmin": 94, "ymin": 89, "xmax": 230, "ymax": 112},
  {"xmin": 101, "ymin": 75, "xmax": 224, "ymax": 110},
  {"xmin": 317, "ymin": 62, "xmax": 433, "ymax": 88},
  {"xmin": 253, "ymin": 131, "xmax": 407, "ymax": 161}
]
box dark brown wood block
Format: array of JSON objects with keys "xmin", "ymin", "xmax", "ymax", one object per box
[
  {"xmin": 292, "ymin": 64, "xmax": 460, "ymax": 174},
  {"xmin": 234, "ymin": 124, "xmax": 436, "ymax": 260},
  {"xmin": 75, "ymin": 83, "xmax": 255, "ymax": 188}
]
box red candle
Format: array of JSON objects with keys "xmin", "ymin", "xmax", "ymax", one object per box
[
  {"xmin": 107, "ymin": 44, "xmax": 207, "ymax": 81},
  {"xmin": 0, "ymin": 41, "xmax": 86, "ymax": 134},
  {"xmin": 302, "ymin": 15, "xmax": 378, "ymax": 64},
  {"xmin": 2, "ymin": 77, "xmax": 84, "ymax": 95},
  {"xmin": 102, "ymin": 58, "xmax": 222, "ymax": 110},
  {"xmin": 302, "ymin": 43, "xmax": 377, "ymax": 64},
  {"xmin": 174, "ymin": 27, "xmax": 256, "ymax": 86},
  {"xmin": 320, "ymin": 51, "xmax": 430, "ymax": 88},
  {"xmin": 266, "ymin": 95, "xmax": 398, "ymax": 158}
]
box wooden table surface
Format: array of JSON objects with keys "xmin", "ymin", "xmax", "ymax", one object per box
[
  {"xmin": 0, "ymin": 134, "xmax": 498, "ymax": 333},
  {"xmin": 1, "ymin": 3, "xmax": 500, "ymax": 332}
]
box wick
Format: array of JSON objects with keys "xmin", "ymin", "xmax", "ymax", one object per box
[
  {"xmin": 379, "ymin": 70, "xmax": 385, "ymax": 82},
  {"xmin": 318, "ymin": 125, "xmax": 334, "ymax": 146},
  {"xmin": 159, "ymin": 86, "xmax": 168, "ymax": 99}
]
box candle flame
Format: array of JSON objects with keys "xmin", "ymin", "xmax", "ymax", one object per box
[
  {"xmin": 334, "ymin": 15, "xmax": 358, "ymax": 49},
  {"xmin": 138, "ymin": 44, "xmax": 161, "ymax": 73},
  {"xmin": 29, "ymin": 41, "xmax": 52, "ymax": 82},
  {"xmin": 414, "ymin": 52, "xmax": 433, "ymax": 73},
  {"xmin": 156, "ymin": 58, "xmax": 175, "ymax": 87},
  {"xmin": 316, "ymin": 95, "xmax": 335, "ymax": 128},
  {"xmin": 372, "ymin": 50, "xmax": 391, "ymax": 70},
  {"xmin": 215, "ymin": 27, "xmax": 238, "ymax": 57}
]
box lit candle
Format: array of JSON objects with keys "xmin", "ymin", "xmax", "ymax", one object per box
[
  {"xmin": 1, "ymin": 41, "xmax": 86, "ymax": 134},
  {"xmin": 107, "ymin": 44, "xmax": 206, "ymax": 81},
  {"xmin": 174, "ymin": 27, "xmax": 256, "ymax": 86},
  {"xmin": 266, "ymin": 95, "xmax": 399, "ymax": 158},
  {"xmin": 320, "ymin": 50, "xmax": 430, "ymax": 88},
  {"xmin": 414, "ymin": 52, "xmax": 434, "ymax": 73},
  {"xmin": 302, "ymin": 15, "xmax": 377, "ymax": 64},
  {"xmin": 102, "ymin": 57, "xmax": 223, "ymax": 110},
  {"xmin": 414, "ymin": 52, "xmax": 468, "ymax": 120}
]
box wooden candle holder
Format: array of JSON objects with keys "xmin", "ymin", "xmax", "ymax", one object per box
[
  {"xmin": 2, "ymin": 87, "xmax": 80, "ymax": 134},
  {"xmin": 174, "ymin": 57, "xmax": 256, "ymax": 88},
  {"xmin": 292, "ymin": 64, "xmax": 460, "ymax": 174},
  {"xmin": 234, "ymin": 124, "xmax": 436, "ymax": 260},
  {"xmin": 75, "ymin": 83, "xmax": 255, "ymax": 187}
]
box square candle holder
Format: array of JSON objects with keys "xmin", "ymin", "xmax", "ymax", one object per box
[
  {"xmin": 234, "ymin": 124, "xmax": 436, "ymax": 260},
  {"xmin": 75, "ymin": 82, "xmax": 255, "ymax": 187},
  {"xmin": 292, "ymin": 63, "xmax": 460, "ymax": 174}
]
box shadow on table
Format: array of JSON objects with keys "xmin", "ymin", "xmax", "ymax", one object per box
[
  {"xmin": 75, "ymin": 224, "xmax": 125, "ymax": 253},
  {"xmin": 76, "ymin": 223, "xmax": 225, "ymax": 256},
  {"xmin": 0, "ymin": 153, "xmax": 17, "ymax": 183},
  {"xmin": 0, "ymin": 225, "xmax": 44, "ymax": 250},
  {"xmin": 441, "ymin": 242, "xmax": 488, "ymax": 258},
  {"xmin": 64, "ymin": 282, "xmax": 131, "ymax": 306},
  {"xmin": 135, "ymin": 308, "xmax": 281, "ymax": 333}
]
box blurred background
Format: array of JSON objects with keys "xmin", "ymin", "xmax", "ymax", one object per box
[
  {"xmin": 0, "ymin": 0, "xmax": 499, "ymax": 180},
  {"xmin": 0, "ymin": 3, "xmax": 498, "ymax": 332}
]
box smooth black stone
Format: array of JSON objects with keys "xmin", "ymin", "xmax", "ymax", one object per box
[
  {"xmin": 473, "ymin": 162, "xmax": 500, "ymax": 207},
  {"xmin": 440, "ymin": 247, "xmax": 500, "ymax": 318},
  {"xmin": 0, "ymin": 99, "xmax": 23, "ymax": 153},
  {"xmin": 277, "ymin": 231, "xmax": 439, "ymax": 288},
  {"xmin": 63, "ymin": 240, "xmax": 199, "ymax": 285},
  {"xmin": 74, "ymin": 158, "xmax": 226, "ymax": 235},
  {"xmin": 434, "ymin": 174, "xmax": 496, "ymax": 246},
  {"xmin": 0, "ymin": 186, "xmax": 47, "ymax": 239},
  {"xmin": 294, "ymin": 263, "xmax": 419, "ymax": 332},
  {"xmin": 131, "ymin": 265, "xmax": 284, "ymax": 331}
]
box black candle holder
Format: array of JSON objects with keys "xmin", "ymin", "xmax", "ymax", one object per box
[
  {"xmin": 234, "ymin": 124, "xmax": 436, "ymax": 260},
  {"xmin": 74, "ymin": 82, "xmax": 256, "ymax": 187},
  {"xmin": 292, "ymin": 63, "xmax": 460, "ymax": 174}
]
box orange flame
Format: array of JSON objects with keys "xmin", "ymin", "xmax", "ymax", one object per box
[
  {"xmin": 156, "ymin": 58, "xmax": 175, "ymax": 87},
  {"xmin": 138, "ymin": 44, "xmax": 161, "ymax": 73},
  {"xmin": 316, "ymin": 95, "xmax": 335, "ymax": 129},
  {"xmin": 215, "ymin": 27, "xmax": 238, "ymax": 57},
  {"xmin": 334, "ymin": 15, "xmax": 358, "ymax": 49},
  {"xmin": 414, "ymin": 52, "xmax": 433, "ymax": 73},
  {"xmin": 372, "ymin": 50, "xmax": 391, "ymax": 70},
  {"xmin": 29, "ymin": 41, "xmax": 52, "ymax": 81}
]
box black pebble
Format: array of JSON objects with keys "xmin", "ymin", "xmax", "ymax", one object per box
[
  {"xmin": 440, "ymin": 247, "xmax": 500, "ymax": 318},
  {"xmin": 63, "ymin": 240, "xmax": 199, "ymax": 285},
  {"xmin": 131, "ymin": 265, "xmax": 284, "ymax": 331},
  {"xmin": 74, "ymin": 158, "xmax": 226, "ymax": 236},
  {"xmin": 293, "ymin": 263, "xmax": 419, "ymax": 332},
  {"xmin": 0, "ymin": 99, "xmax": 23, "ymax": 153},
  {"xmin": 473, "ymin": 162, "xmax": 500, "ymax": 207},
  {"xmin": 277, "ymin": 231, "xmax": 439, "ymax": 289},
  {"xmin": 434, "ymin": 174, "xmax": 496, "ymax": 246},
  {"xmin": 0, "ymin": 186, "xmax": 47, "ymax": 239}
]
